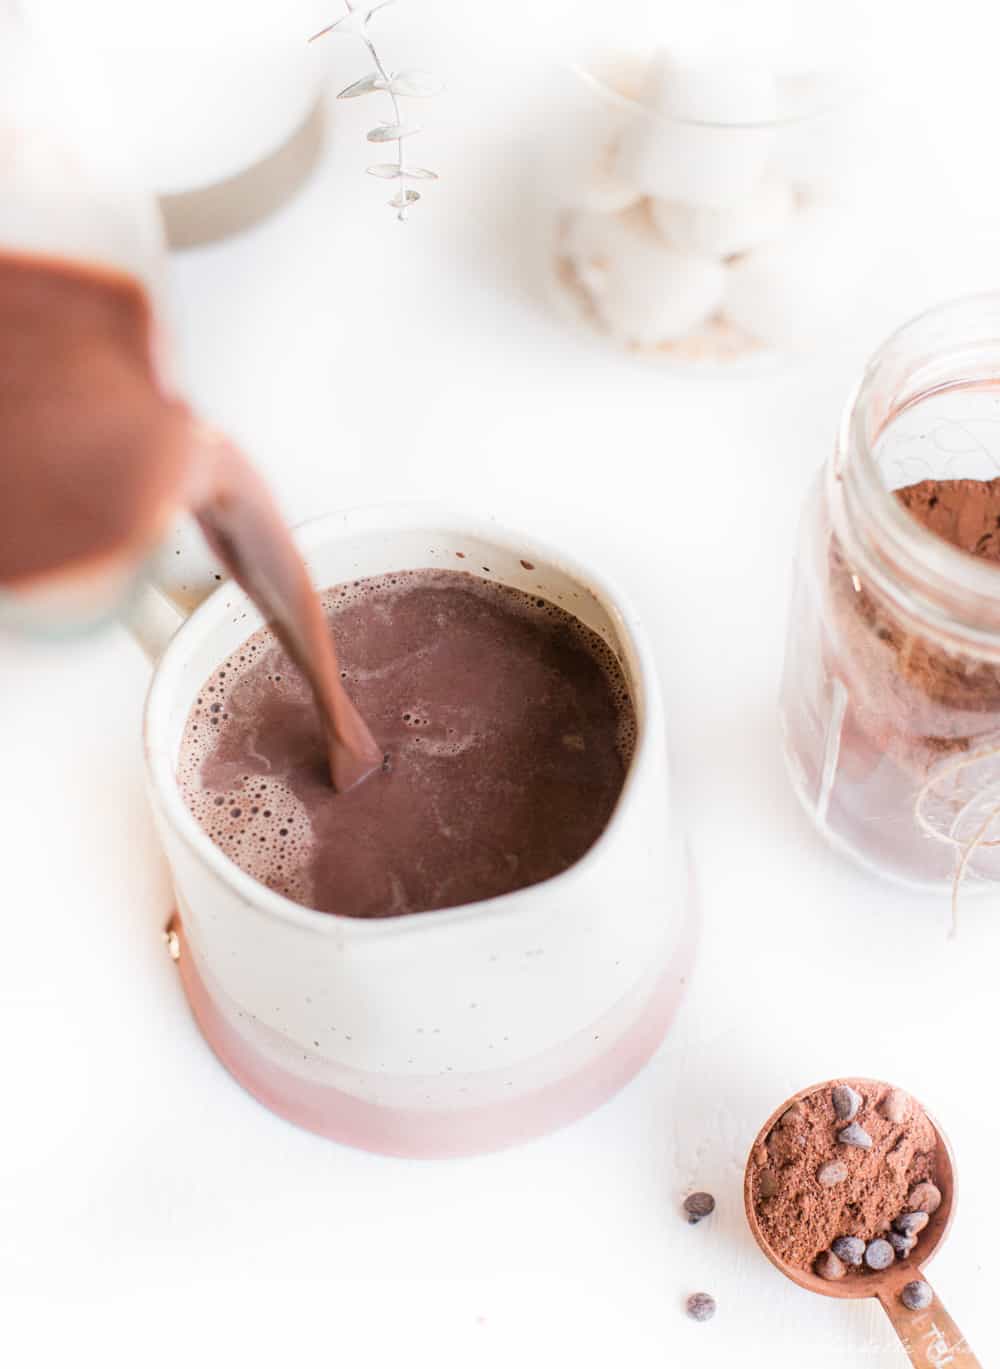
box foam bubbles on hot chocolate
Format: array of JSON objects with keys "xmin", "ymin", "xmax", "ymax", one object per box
[
  {"xmin": 179, "ymin": 569, "xmax": 637, "ymax": 917},
  {"xmin": 178, "ymin": 637, "xmax": 318, "ymax": 904}
]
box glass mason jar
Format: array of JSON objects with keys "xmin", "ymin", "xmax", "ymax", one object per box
[
  {"xmin": 544, "ymin": 50, "xmax": 890, "ymax": 365},
  {"xmin": 782, "ymin": 294, "xmax": 1000, "ymax": 896}
]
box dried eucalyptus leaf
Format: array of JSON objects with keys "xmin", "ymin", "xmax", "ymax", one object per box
[
  {"xmin": 366, "ymin": 163, "xmax": 403, "ymax": 180},
  {"xmin": 389, "ymin": 189, "xmax": 421, "ymax": 208},
  {"xmin": 367, "ymin": 123, "xmax": 421, "ymax": 143},
  {"xmin": 337, "ymin": 72, "xmax": 384, "ymax": 100},
  {"xmin": 309, "ymin": 11, "xmax": 369, "ymax": 41},
  {"xmin": 387, "ymin": 70, "xmax": 443, "ymax": 98}
]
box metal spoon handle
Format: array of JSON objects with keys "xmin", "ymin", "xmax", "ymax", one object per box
[{"xmin": 876, "ymin": 1267, "xmax": 981, "ymax": 1367}]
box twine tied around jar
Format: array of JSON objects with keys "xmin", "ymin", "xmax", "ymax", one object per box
[
  {"xmin": 827, "ymin": 535, "xmax": 1000, "ymax": 932},
  {"xmin": 913, "ymin": 742, "xmax": 1000, "ymax": 936}
]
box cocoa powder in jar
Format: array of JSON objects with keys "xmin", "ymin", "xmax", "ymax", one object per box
[{"xmin": 829, "ymin": 478, "xmax": 1000, "ymax": 778}]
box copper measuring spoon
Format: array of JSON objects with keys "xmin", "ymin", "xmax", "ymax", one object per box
[{"xmin": 744, "ymin": 1079, "xmax": 980, "ymax": 1368}]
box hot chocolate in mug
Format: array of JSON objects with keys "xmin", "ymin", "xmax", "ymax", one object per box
[{"xmin": 134, "ymin": 505, "xmax": 695, "ymax": 1157}]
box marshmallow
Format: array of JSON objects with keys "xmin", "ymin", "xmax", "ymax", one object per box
[
  {"xmin": 572, "ymin": 146, "xmax": 642, "ymax": 214},
  {"xmin": 592, "ymin": 215, "xmax": 726, "ymax": 345},
  {"xmin": 723, "ymin": 206, "xmax": 870, "ymax": 347},
  {"xmin": 582, "ymin": 50, "xmax": 649, "ymax": 104},
  {"xmin": 562, "ymin": 202, "xmax": 648, "ymax": 265},
  {"xmin": 651, "ymin": 175, "xmax": 794, "ymax": 257},
  {"xmin": 613, "ymin": 52, "xmax": 778, "ymax": 208}
]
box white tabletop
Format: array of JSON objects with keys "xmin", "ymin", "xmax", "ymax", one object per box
[{"xmin": 4, "ymin": 4, "xmax": 1000, "ymax": 1365}]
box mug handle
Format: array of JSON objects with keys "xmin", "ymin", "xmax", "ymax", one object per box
[{"xmin": 122, "ymin": 579, "xmax": 189, "ymax": 663}]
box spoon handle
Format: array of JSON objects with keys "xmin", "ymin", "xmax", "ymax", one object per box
[{"xmin": 876, "ymin": 1267, "xmax": 980, "ymax": 1367}]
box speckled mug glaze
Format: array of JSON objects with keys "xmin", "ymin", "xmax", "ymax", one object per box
[{"xmin": 140, "ymin": 505, "xmax": 695, "ymax": 1157}]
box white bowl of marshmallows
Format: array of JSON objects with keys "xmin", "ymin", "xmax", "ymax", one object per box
[{"xmin": 550, "ymin": 49, "xmax": 882, "ymax": 363}]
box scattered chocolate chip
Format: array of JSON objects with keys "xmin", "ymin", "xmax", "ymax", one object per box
[
  {"xmin": 879, "ymin": 1089, "xmax": 908, "ymax": 1124},
  {"xmin": 832, "ymin": 1085, "xmax": 862, "ymax": 1122},
  {"xmin": 831, "ymin": 1236, "xmax": 865, "ymax": 1267},
  {"xmin": 889, "ymin": 1232, "xmax": 917, "ymax": 1260},
  {"xmin": 815, "ymin": 1251, "xmax": 846, "ymax": 1281},
  {"xmin": 837, "ymin": 1122, "xmax": 872, "ymax": 1149},
  {"xmin": 817, "ymin": 1161, "xmax": 849, "ymax": 1189},
  {"xmin": 865, "ymin": 1239, "xmax": 895, "ymax": 1271},
  {"xmin": 758, "ymin": 1170, "xmax": 779, "ymax": 1199},
  {"xmin": 894, "ymin": 1211, "xmax": 929, "ymax": 1238},
  {"xmin": 908, "ymin": 1182, "xmax": 942, "ymax": 1215},
  {"xmin": 683, "ymin": 1192, "xmax": 715, "ymax": 1224},
  {"xmin": 685, "ymin": 1292, "xmax": 716, "ymax": 1322},
  {"xmin": 900, "ymin": 1280, "xmax": 933, "ymax": 1311}
]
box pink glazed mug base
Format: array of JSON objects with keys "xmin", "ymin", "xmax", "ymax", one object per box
[{"xmin": 169, "ymin": 894, "xmax": 698, "ymax": 1159}]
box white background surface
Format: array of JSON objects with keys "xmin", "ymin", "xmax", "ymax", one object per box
[{"xmin": 4, "ymin": 3, "xmax": 1000, "ymax": 1365}]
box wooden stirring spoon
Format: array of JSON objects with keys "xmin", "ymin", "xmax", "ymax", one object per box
[{"xmin": 743, "ymin": 1079, "xmax": 980, "ymax": 1368}]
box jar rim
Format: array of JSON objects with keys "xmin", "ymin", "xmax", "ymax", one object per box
[
  {"xmin": 838, "ymin": 291, "xmax": 1000, "ymax": 644},
  {"xmin": 570, "ymin": 57, "xmax": 868, "ymax": 131}
]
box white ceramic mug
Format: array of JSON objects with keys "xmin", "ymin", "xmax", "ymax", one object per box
[{"xmin": 136, "ymin": 505, "xmax": 695, "ymax": 1157}]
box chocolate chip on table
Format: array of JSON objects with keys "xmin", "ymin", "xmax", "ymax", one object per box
[
  {"xmin": 831, "ymin": 1236, "xmax": 865, "ymax": 1267},
  {"xmin": 832, "ymin": 1085, "xmax": 862, "ymax": 1121},
  {"xmin": 879, "ymin": 1089, "xmax": 909, "ymax": 1124},
  {"xmin": 817, "ymin": 1161, "xmax": 849, "ymax": 1188},
  {"xmin": 837, "ymin": 1122, "xmax": 873, "ymax": 1149},
  {"xmin": 900, "ymin": 1280, "xmax": 934, "ymax": 1311},
  {"xmin": 889, "ymin": 1231, "xmax": 918, "ymax": 1260},
  {"xmin": 815, "ymin": 1251, "xmax": 846, "ymax": 1281},
  {"xmin": 683, "ymin": 1192, "xmax": 715, "ymax": 1224},
  {"xmin": 894, "ymin": 1211, "xmax": 929, "ymax": 1238},
  {"xmin": 758, "ymin": 1170, "xmax": 779, "ymax": 1199},
  {"xmin": 908, "ymin": 1182, "xmax": 942, "ymax": 1215},
  {"xmin": 865, "ymin": 1238, "xmax": 895, "ymax": 1271},
  {"xmin": 685, "ymin": 1292, "xmax": 716, "ymax": 1322}
]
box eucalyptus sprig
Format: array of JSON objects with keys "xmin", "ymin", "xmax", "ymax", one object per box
[{"xmin": 309, "ymin": 1, "xmax": 441, "ymax": 221}]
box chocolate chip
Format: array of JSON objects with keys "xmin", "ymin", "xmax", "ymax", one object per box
[
  {"xmin": 889, "ymin": 1232, "xmax": 917, "ymax": 1260},
  {"xmin": 758, "ymin": 1170, "xmax": 779, "ymax": 1199},
  {"xmin": 831, "ymin": 1236, "xmax": 865, "ymax": 1267},
  {"xmin": 885, "ymin": 1134, "xmax": 909, "ymax": 1176},
  {"xmin": 817, "ymin": 1161, "xmax": 849, "ymax": 1188},
  {"xmin": 837, "ymin": 1122, "xmax": 872, "ymax": 1149},
  {"xmin": 685, "ymin": 1292, "xmax": 716, "ymax": 1322},
  {"xmin": 778, "ymin": 1102, "xmax": 804, "ymax": 1128},
  {"xmin": 879, "ymin": 1089, "xmax": 908, "ymax": 1124},
  {"xmin": 683, "ymin": 1192, "xmax": 715, "ymax": 1224},
  {"xmin": 865, "ymin": 1238, "xmax": 895, "ymax": 1270},
  {"xmin": 908, "ymin": 1182, "xmax": 942, "ymax": 1215},
  {"xmin": 900, "ymin": 1280, "xmax": 933, "ymax": 1311},
  {"xmin": 815, "ymin": 1251, "xmax": 846, "ymax": 1281},
  {"xmin": 832, "ymin": 1085, "xmax": 862, "ymax": 1121},
  {"xmin": 894, "ymin": 1211, "xmax": 929, "ymax": 1238}
]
